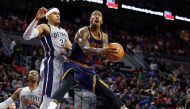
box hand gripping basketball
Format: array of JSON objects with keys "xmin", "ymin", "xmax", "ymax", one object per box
[{"xmin": 107, "ymin": 43, "xmax": 125, "ymax": 62}]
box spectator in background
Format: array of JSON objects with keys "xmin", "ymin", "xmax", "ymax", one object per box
[
  {"xmin": 0, "ymin": 38, "xmax": 2, "ymax": 49},
  {"xmin": 20, "ymin": 19, "xmax": 27, "ymax": 32},
  {"xmin": 0, "ymin": 51, "xmax": 6, "ymax": 65},
  {"xmin": 13, "ymin": 40, "xmax": 23, "ymax": 65},
  {"xmin": 11, "ymin": 77, "xmax": 18, "ymax": 90},
  {"xmin": 35, "ymin": 56, "xmax": 42, "ymax": 72},
  {"xmin": 0, "ymin": 15, "xmax": 2, "ymax": 31},
  {"xmin": 31, "ymin": 47, "xmax": 37, "ymax": 70},
  {"xmin": 149, "ymin": 102, "xmax": 157, "ymax": 109},
  {"xmin": 10, "ymin": 38, "xmax": 16, "ymax": 55},
  {"xmin": 148, "ymin": 59, "xmax": 158, "ymax": 78}
]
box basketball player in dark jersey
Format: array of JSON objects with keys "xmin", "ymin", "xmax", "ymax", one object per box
[{"xmin": 48, "ymin": 10, "xmax": 128, "ymax": 109}]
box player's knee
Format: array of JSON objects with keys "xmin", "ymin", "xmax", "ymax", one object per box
[
  {"xmin": 52, "ymin": 89, "xmax": 64, "ymax": 102},
  {"xmin": 52, "ymin": 69, "xmax": 75, "ymax": 102},
  {"xmin": 99, "ymin": 79, "xmax": 109, "ymax": 88},
  {"xmin": 95, "ymin": 80, "xmax": 108, "ymax": 95}
]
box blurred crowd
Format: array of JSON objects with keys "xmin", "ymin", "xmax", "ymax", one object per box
[
  {"xmin": 120, "ymin": 0, "xmax": 190, "ymax": 17},
  {"xmin": 0, "ymin": 7, "xmax": 190, "ymax": 109},
  {"xmin": 92, "ymin": 56, "xmax": 189, "ymax": 109},
  {"xmin": 118, "ymin": 32, "xmax": 190, "ymax": 57},
  {"xmin": 0, "ymin": 12, "xmax": 28, "ymax": 33},
  {"xmin": 0, "ymin": 12, "xmax": 190, "ymax": 58}
]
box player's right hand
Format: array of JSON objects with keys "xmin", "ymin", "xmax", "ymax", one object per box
[{"xmin": 35, "ymin": 7, "xmax": 48, "ymax": 21}]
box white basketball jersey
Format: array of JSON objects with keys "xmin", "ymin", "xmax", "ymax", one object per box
[
  {"xmin": 40, "ymin": 24, "xmax": 68, "ymax": 61},
  {"xmin": 19, "ymin": 87, "xmax": 42, "ymax": 109},
  {"xmin": 38, "ymin": 24, "xmax": 69, "ymax": 98}
]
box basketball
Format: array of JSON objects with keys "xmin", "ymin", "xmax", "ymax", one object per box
[{"xmin": 107, "ymin": 43, "xmax": 125, "ymax": 62}]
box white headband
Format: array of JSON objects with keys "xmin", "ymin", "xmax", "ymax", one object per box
[{"xmin": 45, "ymin": 8, "xmax": 60, "ymax": 19}]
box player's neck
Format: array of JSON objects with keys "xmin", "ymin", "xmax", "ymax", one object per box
[
  {"xmin": 48, "ymin": 21, "xmax": 59, "ymax": 27},
  {"xmin": 28, "ymin": 82, "xmax": 38, "ymax": 91},
  {"xmin": 90, "ymin": 25, "xmax": 100, "ymax": 35}
]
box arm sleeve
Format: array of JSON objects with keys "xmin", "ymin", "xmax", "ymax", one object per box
[
  {"xmin": 23, "ymin": 19, "xmax": 39, "ymax": 40},
  {"xmin": 0, "ymin": 97, "xmax": 14, "ymax": 109}
]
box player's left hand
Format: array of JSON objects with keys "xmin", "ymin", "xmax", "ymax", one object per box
[
  {"xmin": 61, "ymin": 39, "xmax": 72, "ymax": 51},
  {"xmin": 100, "ymin": 47, "xmax": 118, "ymax": 55},
  {"xmin": 61, "ymin": 42, "xmax": 72, "ymax": 57},
  {"xmin": 23, "ymin": 99, "xmax": 33, "ymax": 105}
]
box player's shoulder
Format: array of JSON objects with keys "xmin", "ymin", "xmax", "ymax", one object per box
[
  {"xmin": 61, "ymin": 28, "xmax": 68, "ymax": 34},
  {"xmin": 79, "ymin": 26, "xmax": 89, "ymax": 33},
  {"xmin": 78, "ymin": 26, "xmax": 90, "ymax": 38},
  {"xmin": 37, "ymin": 23, "xmax": 50, "ymax": 31},
  {"xmin": 19, "ymin": 87, "xmax": 28, "ymax": 91},
  {"xmin": 37, "ymin": 23, "xmax": 51, "ymax": 36},
  {"xmin": 79, "ymin": 26, "xmax": 88, "ymax": 30},
  {"xmin": 101, "ymin": 32, "xmax": 108, "ymax": 40},
  {"xmin": 102, "ymin": 32, "xmax": 108, "ymax": 37},
  {"xmin": 38, "ymin": 23, "xmax": 49, "ymax": 28}
]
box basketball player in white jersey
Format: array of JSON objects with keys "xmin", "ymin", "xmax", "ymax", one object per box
[
  {"xmin": 0, "ymin": 70, "xmax": 42, "ymax": 109},
  {"xmin": 23, "ymin": 7, "xmax": 72, "ymax": 109},
  {"xmin": 185, "ymin": 89, "xmax": 190, "ymax": 109}
]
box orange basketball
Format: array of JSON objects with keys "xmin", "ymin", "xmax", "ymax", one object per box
[{"xmin": 107, "ymin": 43, "xmax": 125, "ymax": 62}]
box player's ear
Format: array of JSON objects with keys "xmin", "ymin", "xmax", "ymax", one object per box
[
  {"xmin": 101, "ymin": 19, "xmax": 103, "ymax": 25},
  {"xmin": 100, "ymin": 15, "xmax": 103, "ymax": 25},
  {"xmin": 89, "ymin": 16, "xmax": 92, "ymax": 23}
]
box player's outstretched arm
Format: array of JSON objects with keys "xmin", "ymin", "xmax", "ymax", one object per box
[
  {"xmin": 23, "ymin": 7, "xmax": 48, "ymax": 40},
  {"xmin": 75, "ymin": 27, "xmax": 117, "ymax": 55},
  {"xmin": 0, "ymin": 88, "xmax": 21, "ymax": 109}
]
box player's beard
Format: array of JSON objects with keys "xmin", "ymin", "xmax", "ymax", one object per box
[
  {"xmin": 91, "ymin": 23, "xmax": 100, "ymax": 30},
  {"xmin": 29, "ymin": 78, "xmax": 38, "ymax": 83}
]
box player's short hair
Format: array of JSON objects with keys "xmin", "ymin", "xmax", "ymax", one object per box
[
  {"xmin": 91, "ymin": 10, "xmax": 102, "ymax": 17},
  {"xmin": 46, "ymin": 7, "xmax": 60, "ymax": 19},
  {"xmin": 26, "ymin": 70, "xmax": 38, "ymax": 78}
]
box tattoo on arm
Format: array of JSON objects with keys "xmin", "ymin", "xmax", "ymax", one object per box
[{"xmin": 76, "ymin": 29, "xmax": 101, "ymax": 54}]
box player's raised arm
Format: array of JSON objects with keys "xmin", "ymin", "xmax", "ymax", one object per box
[
  {"xmin": 0, "ymin": 88, "xmax": 21, "ymax": 109},
  {"xmin": 23, "ymin": 7, "xmax": 48, "ymax": 40},
  {"xmin": 75, "ymin": 27, "xmax": 117, "ymax": 55}
]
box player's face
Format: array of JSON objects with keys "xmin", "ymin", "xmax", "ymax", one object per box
[
  {"xmin": 8, "ymin": 103, "xmax": 16, "ymax": 109},
  {"xmin": 48, "ymin": 12, "xmax": 60, "ymax": 25},
  {"xmin": 28, "ymin": 71, "xmax": 39, "ymax": 82},
  {"xmin": 90, "ymin": 11, "xmax": 103, "ymax": 27}
]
